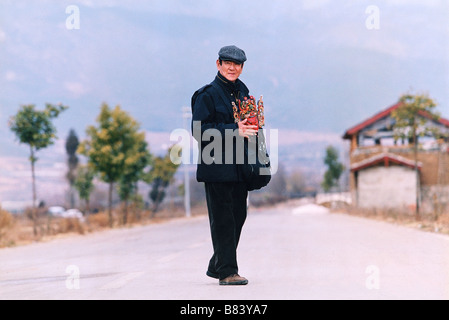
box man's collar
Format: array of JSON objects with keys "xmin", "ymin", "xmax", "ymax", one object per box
[
  {"xmin": 215, "ymin": 72, "xmax": 239, "ymax": 92},
  {"xmin": 216, "ymin": 71, "xmax": 232, "ymax": 83}
]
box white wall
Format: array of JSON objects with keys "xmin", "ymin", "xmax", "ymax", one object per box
[{"xmin": 357, "ymin": 166, "xmax": 418, "ymax": 208}]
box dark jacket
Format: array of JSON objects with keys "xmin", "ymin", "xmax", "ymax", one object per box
[{"xmin": 191, "ymin": 72, "xmax": 250, "ymax": 182}]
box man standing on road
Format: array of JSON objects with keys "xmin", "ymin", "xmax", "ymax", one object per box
[{"xmin": 191, "ymin": 45, "xmax": 258, "ymax": 285}]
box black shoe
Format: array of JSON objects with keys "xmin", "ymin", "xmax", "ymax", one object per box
[
  {"xmin": 206, "ymin": 270, "xmax": 220, "ymax": 279},
  {"xmin": 219, "ymin": 274, "xmax": 248, "ymax": 286}
]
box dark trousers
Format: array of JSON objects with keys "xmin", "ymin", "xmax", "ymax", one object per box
[{"xmin": 205, "ymin": 182, "xmax": 248, "ymax": 280}]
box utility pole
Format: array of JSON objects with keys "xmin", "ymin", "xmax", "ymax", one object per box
[{"xmin": 182, "ymin": 106, "xmax": 191, "ymax": 218}]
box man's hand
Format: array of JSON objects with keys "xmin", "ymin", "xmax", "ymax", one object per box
[{"xmin": 238, "ymin": 118, "xmax": 259, "ymax": 139}]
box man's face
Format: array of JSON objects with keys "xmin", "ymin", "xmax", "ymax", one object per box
[{"xmin": 216, "ymin": 60, "xmax": 243, "ymax": 82}]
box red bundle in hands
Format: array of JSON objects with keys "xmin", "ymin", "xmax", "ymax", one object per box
[{"xmin": 232, "ymin": 95, "xmax": 265, "ymax": 128}]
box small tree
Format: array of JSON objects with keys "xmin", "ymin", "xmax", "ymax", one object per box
[
  {"xmin": 267, "ymin": 162, "xmax": 287, "ymax": 199},
  {"xmin": 147, "ymin": 145, "xmax": 180, "ymax": 216},
  {"xmin": 392, "ymin": 92, "xmax": 440, "ymax": 217},
  {"xmin": 78, "ymin": 103, "xmax": 151, "ymax": 227},
  {"xmin": 74, "ymin": 165, "xmax": 95, "ymax": 218},
  {"xmin": 322, "ymin": 146, "xmax": 344, "ymax": 192},
  {"xmin": 286, "ymin": 170, "xmax": 306, "ymax": 197},
  {"xmin": 9, "ymin": 103, "xmax": 67, "ymax": 236},
  {"xmin": 66, "ymin": 129, "xmax": 79, "ymax": 208},
  {"xmin": 117, "ymin": 137, "xmax": 152, "ymax": 224}
]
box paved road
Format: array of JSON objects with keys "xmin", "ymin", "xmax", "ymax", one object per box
[{"xmin": 1, "ymin": 204, "xmax": 449, "ymax": 300}]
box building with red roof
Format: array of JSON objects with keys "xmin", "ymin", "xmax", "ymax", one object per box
[{"xmin": 343, "ymin": 102, "xmax": 449, "ymax": 210}]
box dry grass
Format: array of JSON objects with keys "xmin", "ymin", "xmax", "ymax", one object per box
[
  {"xmin": 336, "ymin": 205, "xmax": 449, "ymax": 236},
  {"xmin": 3, "ymin": 198, "xmax": 448, "ymax": 248},
  {"xmin": 86, "ymin": 212, "xmax": 110, "ymax": 229},
  {"xmin": 0, "ymin": 208, "xmax": 14, "ymax": 246},
  {"xmin": 0, "ymin": 203, "xmax": 210, "ymax": 249},
  {"xmin": 57, "ymin": 218, "xmax": 86, "ymax": 235}
]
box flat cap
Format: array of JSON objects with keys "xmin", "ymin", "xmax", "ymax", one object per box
[{"xmin": 218, "ymin": 45, "xmax": 247, "ymax": 64}]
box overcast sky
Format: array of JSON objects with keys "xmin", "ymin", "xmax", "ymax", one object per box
[
  {"xmin": 1, "ymin": 0, "xmax": 448, "ymax": 134},
  {"xmin": 1, "ymin": 0, "xmax": 448, "ymax": 203}
]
